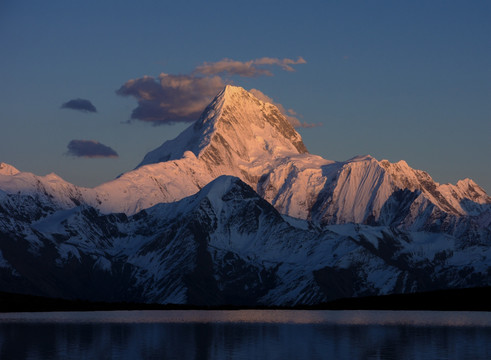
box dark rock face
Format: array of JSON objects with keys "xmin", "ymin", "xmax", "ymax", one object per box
[{"xmin": 314, "ymin": 267, "xmax": 359, "ymax": 301}]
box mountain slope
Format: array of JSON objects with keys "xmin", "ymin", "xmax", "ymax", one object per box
[
  {"xmin": 258, "ymin": 155, "xmax": 490, "ymax": 233},
  {"xmin": 1, "ymin": 176, "xmax": 489, "ymax": 306},
  {"xmin": 0, "ymin": 163, "xmax": 90, "ymax": 210}
]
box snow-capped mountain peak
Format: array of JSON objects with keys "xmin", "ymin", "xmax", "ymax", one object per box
[
  {"xmin": 138, "ymin": 85, "xmax": 308, "ymax": 168},
  {"xmin": 0, "ymin": 162, "xmax": 20, "ymax": 176},
  {"xmin": 378, "ymin": 158, "xmax": 490, "ymax": 215}
]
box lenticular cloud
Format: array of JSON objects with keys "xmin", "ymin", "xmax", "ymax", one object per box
[
  {"xmin": 61, "ymin": 99, "xmax": 97, "ymax": 113},
  {"xmin": 66, "ymin": 140, "xmax": 118, "ymax": 158},
  {"xmin": 194, "ymin": 57, "xmax": 306, "ymax": 77}
]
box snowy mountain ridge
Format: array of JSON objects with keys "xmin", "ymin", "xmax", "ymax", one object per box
[
  {"xmin": 1, "ymin": 176, "xmax": 488, "ymax": 305},
  {"xmin": 0, "ymin": 85, "xmax": 489, "ymax": 231}
]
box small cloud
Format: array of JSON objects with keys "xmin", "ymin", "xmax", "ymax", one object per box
[
  {"xmin": 66, "ymin": 140, "xmax": 118, "ymax": 158},
  {"xmin": 253, "ymin": 57, "xmax": 307, "ymax": 72},
  {"xmin": 194, "ymin": 57, "xmax": 306, "ymax": 77},
  {"xmin": 116, "ymin": 74, "xmax": 225, "ymax": 125},
  {"xmin": 295, "ymin": 121, "xmax": 322, "ymax": 129},
  {"xmin": 61, "ymin": 98, "xmax": 97, "ymax": 113},
  {"xmin": 249, "ymin": 89, "xmax": 321, "ymax": 129},
  {"xmin": 249, "ymin": 88, "xmax": 275, "ymax": 104},
  {"xmin": 195, "ymin": 59, "xmax": 272, "ymax": 77}
]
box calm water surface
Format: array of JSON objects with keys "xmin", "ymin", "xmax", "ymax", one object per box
[{"xmin": 0, "ymin": 310, "xmax": 490, "ymax": 359}]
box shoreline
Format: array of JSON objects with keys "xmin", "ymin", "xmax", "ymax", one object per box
[{"xmin": 1, "ymin": 286, "xmax": 490, "ymax": 313}]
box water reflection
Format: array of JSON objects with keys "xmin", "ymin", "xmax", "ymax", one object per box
[{"xmin": 0, "ymin": 311, "xmax": 490, "ymax": 360}]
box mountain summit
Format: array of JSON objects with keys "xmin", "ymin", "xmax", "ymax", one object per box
[{"xmin": 138, "ymin": 85, "xmax": 308, "ymax": 169}]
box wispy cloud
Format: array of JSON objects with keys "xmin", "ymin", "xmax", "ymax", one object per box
[
  {"xmin": 66, "ymin": 140, "xmax": 118, "ymax": 158},
  {"xmin": 61, "ymin": 98, "xmax": 97, "ymax": 113},
  {"xmin": 194, "ymin": 57, "xmax": 306, "ymax": 77},
  {"xmin": 249, "ymin": 89, "xmax": 321, "ymax": 128}
]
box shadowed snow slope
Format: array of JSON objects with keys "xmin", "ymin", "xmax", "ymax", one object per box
[{"xmin": 1, "ymin": 176, "xmax": 489, "ymax": 306}]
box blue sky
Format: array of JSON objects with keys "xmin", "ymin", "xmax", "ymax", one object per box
[{"xmin": 1, "ymin": 0, "xmax": 490, "ymax": 192}]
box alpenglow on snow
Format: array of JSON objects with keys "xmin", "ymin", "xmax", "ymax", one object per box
[{"xmin": 0, "ymin": 85, "xmax": 489, "ymax": 305}]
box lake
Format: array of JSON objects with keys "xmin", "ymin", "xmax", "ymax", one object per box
[{"xmin": 0, "ymin": 310, "xmax": 490, "ymax": 359}]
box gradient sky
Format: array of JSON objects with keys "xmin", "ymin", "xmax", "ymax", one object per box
[{"xmin": 1, "ymin": 1, "xmax": 490, "ymax": 192}]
